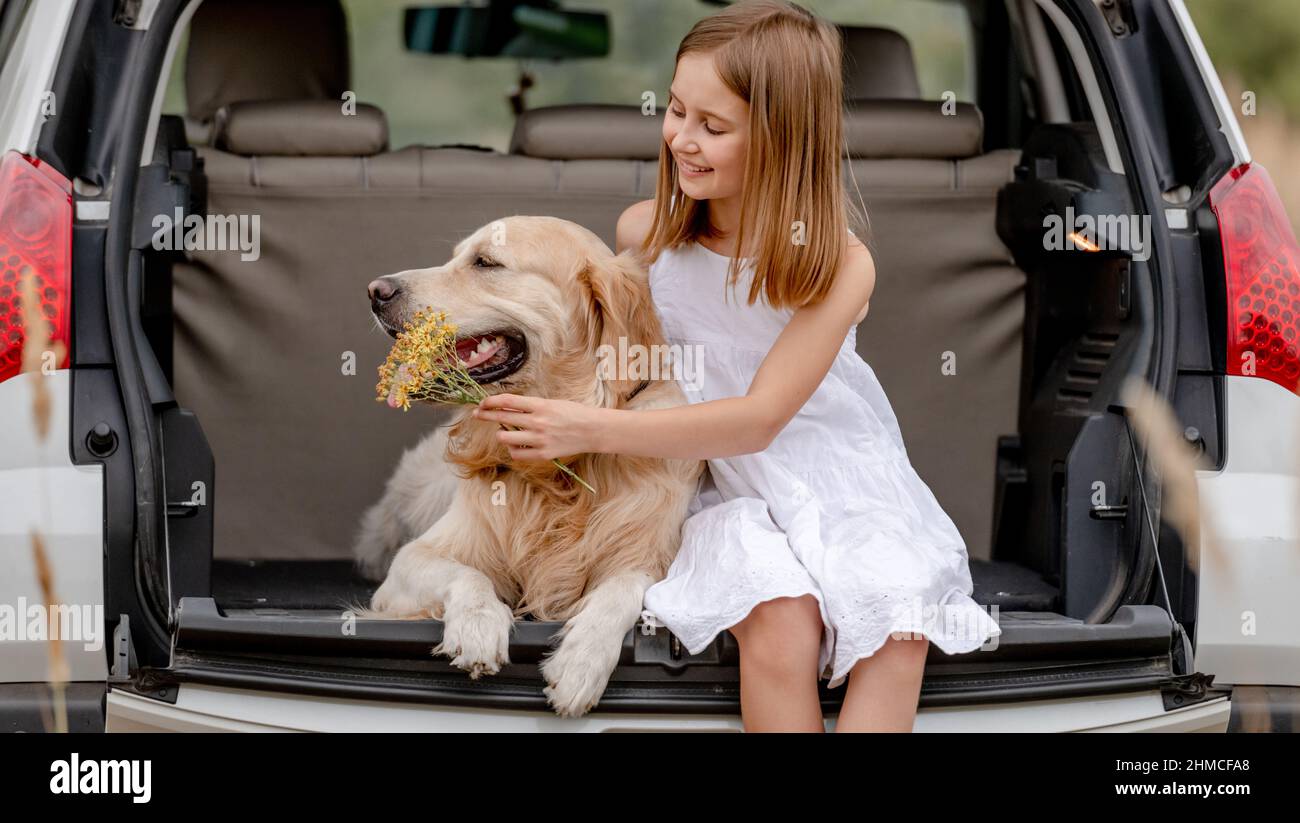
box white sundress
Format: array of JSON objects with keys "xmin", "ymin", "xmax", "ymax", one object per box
[{"xmin": 639, "ymin": 238, "xmax": 1003, "ymax": 690}]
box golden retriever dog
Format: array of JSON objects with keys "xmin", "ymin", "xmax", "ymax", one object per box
[{"xmin": 353, "ymin": 215, "xmax": 704, "ymax": 716}]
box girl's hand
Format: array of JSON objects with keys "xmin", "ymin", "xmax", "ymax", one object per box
[{"xmin": 472, "ymin": 393, "xmax": 601, "ymax": 463}]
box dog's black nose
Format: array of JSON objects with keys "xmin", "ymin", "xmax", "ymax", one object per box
[{"xmin": 368, "ymin": 278, "xmax": 400, "ymax": 307}]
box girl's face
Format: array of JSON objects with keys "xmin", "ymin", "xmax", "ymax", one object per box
[{"xmin": 663, "ymin": 51, "xmax": 750, "ymax": 203}]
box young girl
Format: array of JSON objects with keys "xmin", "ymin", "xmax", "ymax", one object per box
[{"xmin": 473, "ymin": 0, "xmax": 1001, "ymax": 731}]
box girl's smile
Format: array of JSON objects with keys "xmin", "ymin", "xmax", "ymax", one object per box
[
  {"xmin": 677, "ymin": 158, "xmax": 714, "ymax": 177},
  {"xmin": 663, "ymin": 51, "xmax": 749, "ymax": 205}
]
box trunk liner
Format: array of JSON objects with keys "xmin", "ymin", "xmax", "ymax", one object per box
[
  {"xmin": 212, "ymin": 559, "xmax": 375, "ymax": 611},
  {"xmin": 210, "ymin": 557, "xmax": 1061, "ymax": 613},
  {"xmin": 170, "ymin": 555, "xmax": 1179, "ymax": 712},
  {"xmin": 166, "ymin": 595, "xmax": 1181, "ymax": 712}
]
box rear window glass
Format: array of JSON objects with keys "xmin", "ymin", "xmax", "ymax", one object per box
[{"xmin": 162, "ymin": 0, "xmax": 975, "ymax": 151}]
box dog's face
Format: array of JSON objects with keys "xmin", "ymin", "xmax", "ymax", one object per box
[{"xmin": 367, "ymin": 216, "xmax": 660, "ymax": 401}]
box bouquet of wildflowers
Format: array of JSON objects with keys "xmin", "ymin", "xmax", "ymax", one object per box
[{"xmin": 375, "ymin": 308, "xmax": 595, "ymax": 493}]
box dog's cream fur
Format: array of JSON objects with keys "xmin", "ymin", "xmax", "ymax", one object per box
[{"xmin": 353, "ymin": 216, "xmax": 704, "ymax": 716}]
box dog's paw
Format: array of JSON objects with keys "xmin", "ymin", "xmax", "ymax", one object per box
[
  {"xmin": 367, "ymin": 577, "xmax": 422, "ymax": 618},
  {"xmin": 539, "ymin": 633, "xmax": 619, "ymax": 718},
  {"xmin": 434, "ymin": 599, "xmax": 514, "ymax": 679}
]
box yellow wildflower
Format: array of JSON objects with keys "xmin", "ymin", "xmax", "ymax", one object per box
[{"xmin": 375, "ymin": 309, "xmax": 595, "ymax": 493}]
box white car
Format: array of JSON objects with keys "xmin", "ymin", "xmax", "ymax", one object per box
[{"xmin": 1, "ymin": 0, "xmax": 1295, "ymax": 732}]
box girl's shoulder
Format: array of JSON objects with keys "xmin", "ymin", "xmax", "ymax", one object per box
[
  {"xmin": 844, "ymin": 231, "xmax": 873, "ymax": 270},
  {"xmin": 615, "ymin": 199, "xmax": 656, "ymax": 255}
]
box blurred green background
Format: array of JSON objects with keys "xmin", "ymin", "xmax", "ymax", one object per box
[
  {"xmin": 1188, "ymin": 0, "xmax": 1300, "ymax": 119},
  {"xmin": 1187, "ymin": 0, "xmax": 1300, "ymax": 232}
]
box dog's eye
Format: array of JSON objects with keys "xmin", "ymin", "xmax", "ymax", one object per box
[{"xmin": 473, "ymin": 255, "xmax": 501, "ymax": 269}]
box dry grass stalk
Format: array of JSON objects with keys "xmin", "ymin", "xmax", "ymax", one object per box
[
  {"xmin": 19, "ymin": 264, "xmax": 69, "ymax": 732},
  {"xmin": 18, "ymin": 265, "xmax": 64, "ymax": 440},
  {"xmin": 1121, "ymin": 376, "xmax": 1230, "ymax": 582},
  {"xmin": 29, "ymin": 531, "xmax": 68, "ymax": 733}
]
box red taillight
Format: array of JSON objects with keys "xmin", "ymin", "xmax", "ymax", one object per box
[
  {"xmin": 0, "ymin": 151, "xmax": 73, "ymax": 382},
  {"xmin": 1208, "ymin": 162, "xmax": 1300, "ymax": 395}
]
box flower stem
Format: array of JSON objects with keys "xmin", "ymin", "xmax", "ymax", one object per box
[{"xmin": 552, "ymin": 459, "xmax": 597, "ymax": 494}]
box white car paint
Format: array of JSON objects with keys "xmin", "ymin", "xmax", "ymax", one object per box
[
  {"xmin": 0, "ymin": 0, "xmax": 98, "ymax": 685},
  {"xmin": 1195, "ymin": 375, "xmax": 1300, "ymax": 687},
  {"xmin": 0, "ymin": 369, "xmax": 107, "ymax": 682},
  {"xmin": 105, "ymin": 682, "xmax": 1230, "ymax": 732},
  {"xmin": 1164, "ymin": 0, "xmax": 1298, "ymax": 690},
  {"xmin": 0, "ymin": 0, "xmax": 76, "ymax": 156}
]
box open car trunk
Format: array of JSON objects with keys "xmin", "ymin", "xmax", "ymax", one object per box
[
  {"xmin": 139, "ymin": 106, "xmax": 1197, "ymax": 712},
  {"xmin": 101, "ymin": 0, "xmax": 1213, "ymax": 714}
]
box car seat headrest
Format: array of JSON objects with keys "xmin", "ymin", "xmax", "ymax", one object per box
[
  {"xmin": 840, "ymin": 25, "xmax": 923, "ymax": 100},
  {"xmin": 185, "ymin": 0, "xmax": 350, "ymax": 124},
  {"xmin": 510, "ymin": 104, "xmax": 664, "ymax": 160},
  {"xmin": 212, "ymin": 100, "xmax": 389, "ymax": 157}
]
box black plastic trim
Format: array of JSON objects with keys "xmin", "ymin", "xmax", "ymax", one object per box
[
  {"xmin": 157, "ymin": 597, "xmax": 1182, "ymax": 713},
  {"xmin": 174, "ymin": 597, "xmax": 1177, "ymax": 659},
  {"xmin": 0, "ymin": 683, "xmax": 106, "ymax": 732},
  {"xmin": 154, "ymin": 653, "xmax": 1180, "ymax": 715}
]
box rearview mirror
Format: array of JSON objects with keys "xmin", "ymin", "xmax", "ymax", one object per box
[{"xmin": 404, "ymin": 2, "xmax": 611, "ymax": 59}]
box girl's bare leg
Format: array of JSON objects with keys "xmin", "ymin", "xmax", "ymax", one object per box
[
  {"xmin": 727, "ymin": 594, "xmax": 826, "ymax": 732},
  {"xmin": 833, "ymin": 634, "xmax": 930, "ymax": 732}
]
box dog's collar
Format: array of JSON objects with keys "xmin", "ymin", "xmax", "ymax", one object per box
[{"xmin": 624, "ymin": 379, "xmax": 651, "ymax": 403}]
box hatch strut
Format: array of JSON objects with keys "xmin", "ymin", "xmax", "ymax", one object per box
[{"xmin": 1121, "ymin": 412, "xmax": 1196, "ymax": 677}]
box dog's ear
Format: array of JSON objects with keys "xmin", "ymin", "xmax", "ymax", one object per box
[{"xmin": 577, "ymin": 250, "xmax": 666, "ymax": 407}]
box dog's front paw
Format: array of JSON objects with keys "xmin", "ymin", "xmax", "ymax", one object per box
[
  {"xmin": 434, "ymin": 598, "xmax": 514, "ymax": 679},
  {"xmin": 539, "ymin": 631, "xmax": 620, "ymax": 718}
]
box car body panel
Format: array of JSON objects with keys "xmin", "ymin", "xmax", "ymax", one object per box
[
  {"xmin": 0, "ymin": 369, "xmax": 108, "ymax": 682},
  {"xmin": 105, "ymin": 682, "xmax": 1230, "ymax": 732},
  {"xmin": 1195, "ymin": 375, "xmax": 1300, "ymax": 687},
  {"xmin": 0, "ymin": 1, "xmax": 105, "ymax": 685},
  {"xmin": 0, "ymin": 0, "xmax": 76, "ymax": 155}
]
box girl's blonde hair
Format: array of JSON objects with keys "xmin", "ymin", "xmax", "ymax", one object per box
[{"xmin": 639, "ymin": 0, "xmax": 869, "ymax": 311}]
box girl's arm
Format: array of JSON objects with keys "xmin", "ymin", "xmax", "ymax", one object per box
[
  {"xmin": 592, "ymin": 243, "xmax": 875, "ymax": 459},
  {"xmin": 473, "ymin": 242, "xmax": 876, "ymax": 462}
]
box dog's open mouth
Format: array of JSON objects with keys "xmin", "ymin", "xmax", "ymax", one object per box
[{"xmin": 453, "ymin": 330, "xmax": 528, "ymax": 384}]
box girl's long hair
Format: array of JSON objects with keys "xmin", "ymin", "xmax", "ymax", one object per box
[{"xmin": 639, "ymin": 0, "xmax": 870, "ymax": 311}]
